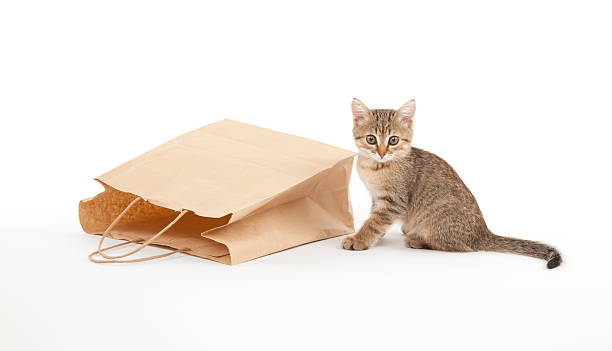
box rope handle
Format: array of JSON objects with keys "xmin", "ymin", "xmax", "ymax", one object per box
[
  {"xmin": 88, "ymin": 196, "xmax": 189, "ymax": 263},
  {"xmin": 89, "ymin": 240, "xmax": 187, "ymax": 263}
]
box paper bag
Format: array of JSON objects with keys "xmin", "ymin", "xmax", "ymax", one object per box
[{"xmin": 79, "ymin": 120, "xmax": 356, "ymax": 264}]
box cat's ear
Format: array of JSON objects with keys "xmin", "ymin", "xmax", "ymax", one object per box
[
  {"xmin": 352, "ymin": 98, "xmax": 371, "ymax": 126},
  {"xmin": 397, "ymin": 100, "xmax": 416, "ymax": 128}
]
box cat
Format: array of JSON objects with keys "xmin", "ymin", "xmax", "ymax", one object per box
[{"xmin": 342, "ymin": 98, "xmax": 562, "ymax": 269}]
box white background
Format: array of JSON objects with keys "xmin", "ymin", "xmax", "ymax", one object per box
[{"xmin": 1, "ymin": 1, "xmax": 611, "ymax": 350}]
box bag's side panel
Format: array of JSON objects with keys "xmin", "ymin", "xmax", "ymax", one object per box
[
  {"xmin": 202, "ymin": 157, "xmax": 355, "ymax": 264},
  {"xmin": 229, "ymin": 156, "xmax": 355, "ymax": 223},
  {"xmin": 79, "ymin": 184, "xmax": 232, "ymax": 262},
  {"xmin": 308, "ymin": 157, "xmax": 355, "ymax": 231}
]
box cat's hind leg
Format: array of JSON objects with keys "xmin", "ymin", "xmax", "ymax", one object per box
[
  {"xmin": 401, "ymin": 221, "xmax": 431, "ymax": 249},
  {"xmin": 404, "ymin": 234, "xmax": 431, "ymax": 249},
  {"xmin": 425, "ymin": 228, "xmax": 478, "ymax": 252}
]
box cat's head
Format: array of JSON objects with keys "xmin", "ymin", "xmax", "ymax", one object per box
[{"xmin": 352, "ymin": 98, "xmax": 415, "ymax": 163}]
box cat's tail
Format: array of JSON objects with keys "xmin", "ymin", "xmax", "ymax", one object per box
[{"xmin": 482, "ymin": 231, "xmax": 562, "ymax": 269}]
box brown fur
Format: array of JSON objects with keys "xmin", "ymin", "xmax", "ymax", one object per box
[{"xmin": 343, "ymin": 98, "xmax": 562, "ymax": 269}]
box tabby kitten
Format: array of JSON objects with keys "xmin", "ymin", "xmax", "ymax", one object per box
[{"xmin": 342, "ymin": 98, "xmax": 562, "ymax": 269}]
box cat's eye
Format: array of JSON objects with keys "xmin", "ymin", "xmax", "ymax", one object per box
[
  {"xmin": 366, "ymin": 135, "xmax": 377, "ymax": 145},
  {"xmin": 388, "ymin": 136, "xmax": 399, "ymax": 145}
]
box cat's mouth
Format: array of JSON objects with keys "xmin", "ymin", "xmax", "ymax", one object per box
[
  {"xmin": 358, "ymin": 150, "xmax": 394, "ymax": 163},
  {"xmin": 373, "ymin": 154, "xmax": 393, "ymax": 163}
]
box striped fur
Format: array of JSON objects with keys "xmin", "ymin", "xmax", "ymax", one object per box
[{"xmin": 343, "ymin": 98, "xmax": 562, "ymax": 269}]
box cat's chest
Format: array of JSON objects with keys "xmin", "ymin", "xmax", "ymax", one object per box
[{"xmin": 356, "ymin": 158, "xmax": 391, "ymax": 196}]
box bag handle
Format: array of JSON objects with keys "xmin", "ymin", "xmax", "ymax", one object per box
[{"xmin": 88, "ymin": 196, "xmax": 189, "ymax": 263}]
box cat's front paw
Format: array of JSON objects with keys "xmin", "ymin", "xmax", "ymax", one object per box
[{"xmin": 342, "ymin": 236, "xmax": 369, "ymax": 251}]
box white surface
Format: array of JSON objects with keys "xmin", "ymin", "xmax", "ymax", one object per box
[{"xmin": 1, "ymin": 1, "xmax": 611, "ymax": 350}]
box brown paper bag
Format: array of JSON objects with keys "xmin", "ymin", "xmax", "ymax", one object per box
[{"xmin": 80, "ymin": 119, "xmax": 356, "ymax": 264}]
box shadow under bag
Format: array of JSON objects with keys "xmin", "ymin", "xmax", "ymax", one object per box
[{"xmin": 79, "ymin": 119, "xmax": 356, "ymax": 264}]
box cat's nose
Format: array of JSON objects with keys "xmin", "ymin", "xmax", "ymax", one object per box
[{"xmin": 377, "ymin": 145, "xmax": 387, "ymax": 158}]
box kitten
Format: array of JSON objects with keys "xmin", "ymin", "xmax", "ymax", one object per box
[{"xmin": 343, "ymin": 98, "xmax": 562, "ymax": 269}]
